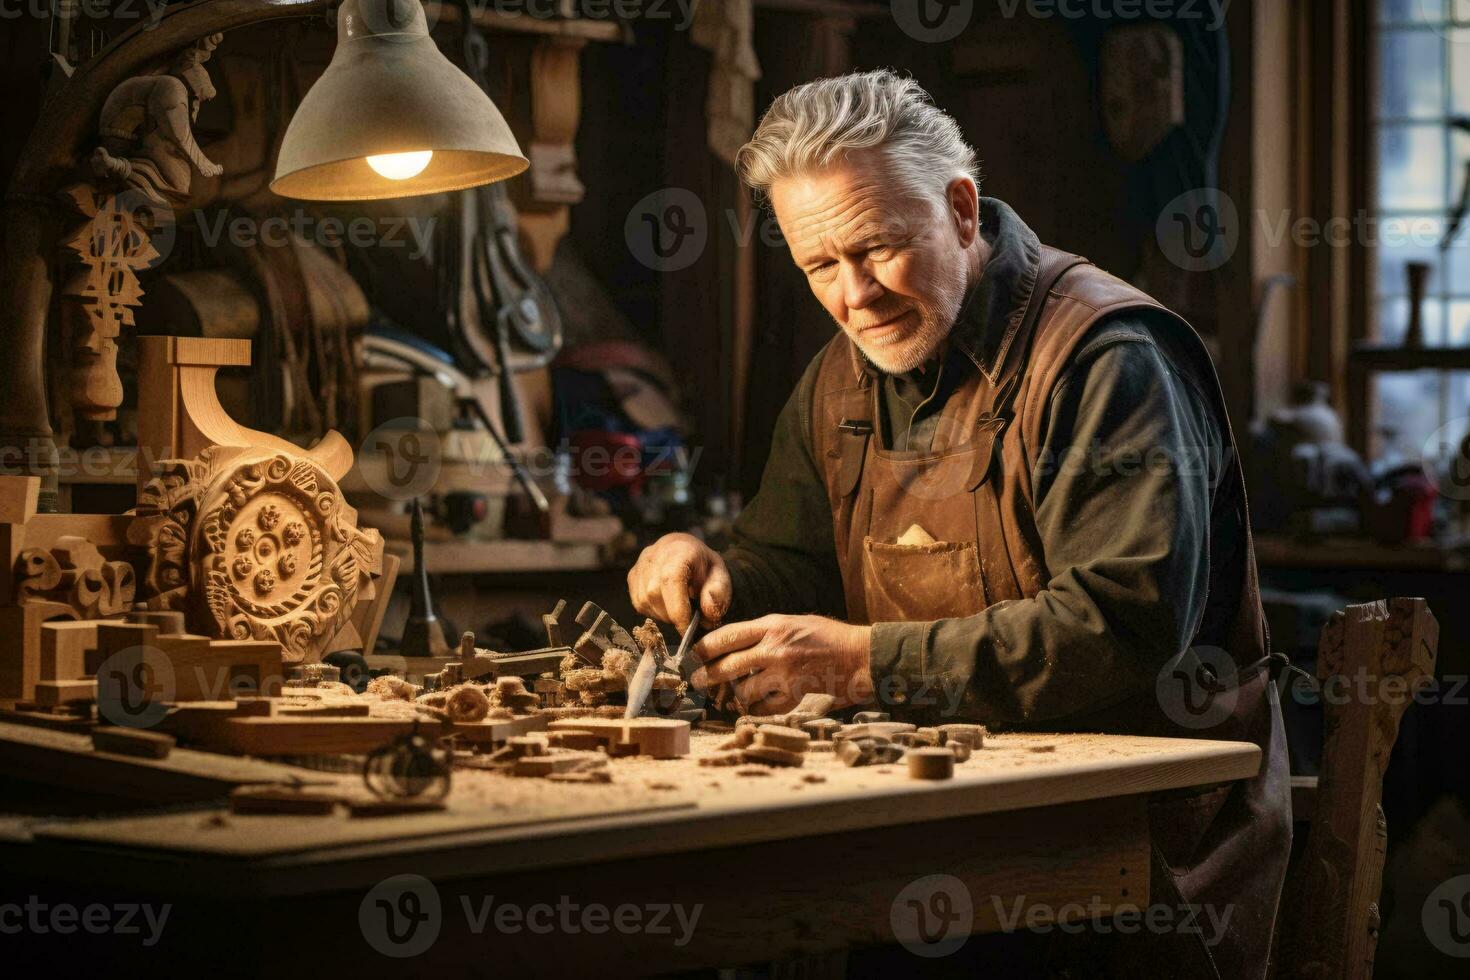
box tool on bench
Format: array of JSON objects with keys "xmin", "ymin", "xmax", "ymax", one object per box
[{"xmin": 624, "ymin": 614, "xmax": 699, "ymax": 719}]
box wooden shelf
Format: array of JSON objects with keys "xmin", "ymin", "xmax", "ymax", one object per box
[
  {"xmin": 385, "ymin": 537, "xmax": 612, "ymax": 574},
  {"xmin": 425, "ymin": 3, "xmax": 624, "ymax": 41},
  {"xmin": 1349, "ymin": 345, "xmax": 1470, "ymax": 372},
  {"xmin": 1254, "ymin": 532, "xmax": 1470, "ymax": 572}
]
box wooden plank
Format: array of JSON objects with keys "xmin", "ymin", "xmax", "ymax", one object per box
[
  {"xmin": 0, "ymin": 719, "xmax": 320, "ymax": 803},
  {"xmin": 187, "ymin": 712, "xmax": 548, "ymax": 756}
]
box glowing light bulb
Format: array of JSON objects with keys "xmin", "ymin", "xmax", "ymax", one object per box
[{"xmin": 366, "ymin": 150, "xmax": 433, "ymax": 180}]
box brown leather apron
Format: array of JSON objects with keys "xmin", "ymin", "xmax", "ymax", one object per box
[{"xmin": 810, "ymin": 248, "xmax": 1292, "ymax": 979}]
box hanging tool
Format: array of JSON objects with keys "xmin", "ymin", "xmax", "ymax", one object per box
[{"xmin": 360, "ymin": 329, "xmax": 550, "ymax": 514}]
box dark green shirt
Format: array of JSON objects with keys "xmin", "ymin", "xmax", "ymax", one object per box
[{"xmin": 722, "ymin": 199, "xmax": 1225, "ymax": 726}]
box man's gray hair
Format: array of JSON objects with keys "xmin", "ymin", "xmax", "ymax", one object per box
[{"xmin": 737, "ymin": 69, "xmax": 980, "ymax": 204}]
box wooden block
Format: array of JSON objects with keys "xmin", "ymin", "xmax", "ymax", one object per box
[
  {"xmin": 908, "ymin": 747, "xmax": 956, "ymax": 780},
  {"xmin": 143, "ymin": 635, "xmax": 285, "ymax": 701},
  {"xmin": 755, "ymin": 724, "xmax": 811, "ymax": 754},
  {"xmin": 91, "ymin": 622, "xmax": 161, "ymax": 677},
  {"xmin": 0, "ymin": 604, "xmax": 48, "ymax": 700},
  {"xmin": 92, "ymin": 726, "xmax": 176, "ymax": 759},
  {"xmin": 546, "ymin": 729, "xmax": 601, "ymax": 751},
  {"xmin": 0, "ymin": 476, "xmax": 40, "ymax": 526},
  {"xmin": 34, "ymin": 678, "xmax": 97, "ymax": 707},
  {"xmin": 835, "ymin": 722, "xmax": 916, "ymax": 742},
  {"xmin": 278, "ymin": 702, "xmax": 371, "ymax": 717},
  {"xmin": 40, "ymin": 620, "xmax": 117, "ymax": 681},
  {"xmin": 229, "ymin": 785, "xmax": 342, "ymax": 815},
  {"xmin": 546, "ymin": 718, "xmax": 690, "ymax": 759},
  {"xmin": 741, "ymin": 744, "xmax": 805, "ymax": 768}
]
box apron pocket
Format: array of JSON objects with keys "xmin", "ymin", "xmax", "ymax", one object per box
[{"xmin": 861, "ymin": 536, "xmax": 986, "ymax": 622}]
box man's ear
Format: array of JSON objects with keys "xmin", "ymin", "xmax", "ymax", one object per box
[{"xmin": 946, "ymin": 176, "xmax": 980, "ymax": 248}]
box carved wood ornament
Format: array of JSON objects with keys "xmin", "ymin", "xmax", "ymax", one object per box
[
  {"xmin": 129, "ymin": 446, "xmax": 382, "ymax": 664},
  {"xmin": 14, "ymin": 534, "xmax": 136, "ymax": 618}
]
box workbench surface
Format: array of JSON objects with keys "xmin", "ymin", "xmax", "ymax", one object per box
[{"xmin": 3, "ymin": 729, "xmax": 1258, "ymax": 896}]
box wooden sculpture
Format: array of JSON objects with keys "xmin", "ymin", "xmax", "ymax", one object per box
[
  {"xmin": 14, "ymin": 534, "xmax": 135, "ymax": 618},
  {"xmin": 129, "ymin": 445, "xmax": 383, "ymax": 665}
]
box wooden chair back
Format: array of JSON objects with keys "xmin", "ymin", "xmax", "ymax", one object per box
[{"xmin": 1273, "ymin": 597, "xmax": 1438, "ymax": 979}]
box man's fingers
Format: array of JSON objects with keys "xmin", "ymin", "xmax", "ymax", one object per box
[
  {"xmin": 737, "ymin": 669, "xmax": 787, "ymax": 708},
  {"xmin": 693, "ymin": 618, "xmax": 773, "ymax": 663},
  {"xmin": 696, "ymin": 647, "xmax": 780, "ymax": 687},
  {"xmin": 659, "ymin": 561, "xmax": 696, "ymax": 632},
  {"xmin": 699, "ymin": 559, "xmax": 732, "ymax": 627}
]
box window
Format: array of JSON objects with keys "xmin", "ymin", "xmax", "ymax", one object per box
[{"xmin": 1373, "ymin": 1, "xmax": 1470, "ymax": 461}]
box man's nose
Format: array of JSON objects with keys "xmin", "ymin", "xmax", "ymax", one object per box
[{"xmin": 840, "ymin": 260, "xmax": 883, "ymax": 311}]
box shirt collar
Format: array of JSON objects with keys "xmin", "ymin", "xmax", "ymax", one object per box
[{"xmin": 850, "ymin": 197, "xmax": 1042, "ymax": 387}]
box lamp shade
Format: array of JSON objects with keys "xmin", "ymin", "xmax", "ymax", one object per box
[{"xmin": 271, "ymin": 0, "xmax": 528, "ymax": 200}]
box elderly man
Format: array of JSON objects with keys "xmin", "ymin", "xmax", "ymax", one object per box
[{"xmin": 629, "ymin": 70, "xmax": 1289, "ymax": 976}]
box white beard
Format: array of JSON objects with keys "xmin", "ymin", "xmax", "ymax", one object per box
[{"xmin": 848, "ymin": 261, "xmax": 969, "ymax": 375}]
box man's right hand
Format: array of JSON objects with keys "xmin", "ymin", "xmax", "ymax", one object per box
[{"xmin": 628, "ymin": 533, "xmax": 733, "ymax": 633}]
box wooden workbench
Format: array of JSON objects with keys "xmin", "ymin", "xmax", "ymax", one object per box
[{"xmin": 0, "ymin": 729, "xmax": 1259, "ymax": 974}]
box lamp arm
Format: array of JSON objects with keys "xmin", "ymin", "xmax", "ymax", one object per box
[{"xmin": 0, "ymin": 0, "xmax": 334, "ymax": 502}]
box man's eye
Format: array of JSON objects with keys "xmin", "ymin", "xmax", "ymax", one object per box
[
  {"xmin": 868, "ymin": 244, "xmax": 895, "ymax": 259},
  {"xmin": 808, "ymin": 262, "xmax": 836, "ymax": 277}
]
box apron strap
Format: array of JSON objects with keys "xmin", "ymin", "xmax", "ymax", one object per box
[{"xmin": 966, "ymin": 250, "xmax": 1089, "ymax": 491}]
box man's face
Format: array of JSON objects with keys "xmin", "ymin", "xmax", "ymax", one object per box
[{"xmin": 771, "ymin": 151, "xmax": 974, "ymax": 374}]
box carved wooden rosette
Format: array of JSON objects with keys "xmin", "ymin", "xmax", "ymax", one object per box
[{"xmin": 131, "ymin": 446, "xmax": 380, "ymax": 664}]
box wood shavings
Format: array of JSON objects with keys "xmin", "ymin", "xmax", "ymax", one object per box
[
  {"xmin": 445, "ymin": 685, "xmax": 490, "ymax": 723},
  {"xmin": 367, "ymin": 678, "xmax": 420, "ymax": 702}
]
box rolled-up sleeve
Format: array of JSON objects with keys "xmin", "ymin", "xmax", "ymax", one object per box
[{"xmin": 867, "ymin": 318, "xmax": 1223, "ymax": 725}]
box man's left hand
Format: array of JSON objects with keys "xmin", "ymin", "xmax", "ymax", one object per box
[{"xmin": 689, "ymin": 614, "xmax": 875, "ymax": 715}]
